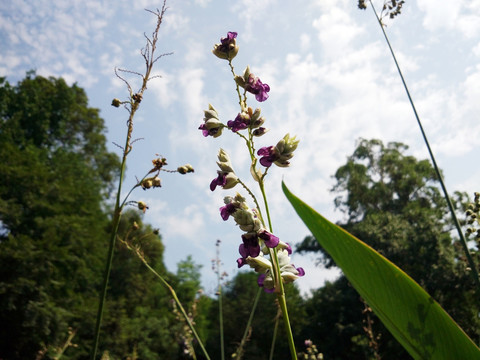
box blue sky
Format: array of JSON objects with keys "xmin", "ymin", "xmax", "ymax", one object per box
[{"xmin": 2, "ymin": 0, "xmax": 480, "ymax": 295}]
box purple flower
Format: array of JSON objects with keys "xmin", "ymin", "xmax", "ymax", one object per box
[
  {"xmin": 199, "ymin": 123, "xmax": 222, "ymax": 137},
  {"xmin": 212, "ymin": 32, "xmax": 239, "ymax": 60},
  {"xmin": 245, "ymin": 74, "xmax": 270, "ymax": 102},
  {"xmin": 237, "ymin": 233, "xmax": 261, "ymax": 268},
  {"xmin": 240, "ymin": 233, "xmax": 261, "ymax": 258},
  {"xmin": 237, "ymin": 257, "xmax": 247, "ymax": 268},
  {"xmin": 295, "ymin": 266, "xmax": 306, "ymax": 277},
  {"xmin": 257, "ymin": 229, "xmax": 279, "ymax": 248},
  {"xmin": 219, "ymin": 202, "xmax": 237, "ymax": 221},
  {"xmin": 284, "ymin": 243, "xmax": 292, "ymax": 255},
  {"xmin": 257, "ymin": 274, "xmax": 275, "ymax": 293},
  {"xmin": 257, "ymin": 146, "xmax": 280, "ymax": 167},
  {"xmin": 222, "ymin": 32, "xmax": 237, "ymax": 45},
  {"xmin": 227, "ymin": 113, "xmax": 249, "ymax": 132},
  {"xmin": 210, "ymin": 173, "xmax": 227, "ymax": 191}
]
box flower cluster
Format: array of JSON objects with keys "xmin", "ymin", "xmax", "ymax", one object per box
[
  {"xmin": 235, "ymin": 66, "xmax": 270, "ymax": 102},
  {"xmin": 227, "ymin": 106, "xmax": 267, "ymax": 135},
  {"xmin": 210, "ymin": 149, "xmax": 239, "ymax": 191},
  {"xmin": 258, "ymin": 133, "xmax": 300, "ymax": 168},
  {"xmin": 199, "ymin": 104, "xmax": 223, "ymax": 138},
  {"xmin": 202, "ymin": 31, "xmax": 304, "ymax": 293},
  {"xmin": 220, "ymin": 193, "xmax": 304, "ymax": 292}
]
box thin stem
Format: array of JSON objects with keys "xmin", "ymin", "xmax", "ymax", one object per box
[
  {"xmin": 238, "ymin": 178, "xmax": 265, "ymax": 224},
  {"xmin": 257, "ymin": 180, "xmax": 296, "ymax": 359},
  {"xmin": 228, "ymin": 59, "xmax": 243, "ymax": 109},
  {"xmin": 90, "ymin": 5, "xmax": 170, "ymax": 358},
  {"xmin": 234, "ymin": 287, "xmax": 263, "ymax": 360},
  {"xmin": 258, "ymin": 181, "xmax": 273, "ymax": 233},
  {"xmin": 269, "ymin": 311, "xmax": 280, "ymax": 360},
  {"xmin": 368, "ymin": 0, "xmax": 480, "ymax": 289},
  {"xmin": 139, "ymin": 255, "xmax": 211, "ymax": 360},
  {"xmin": 216, "ymin": 245, "xmax": 225, "ymax": 360},
  {"xmin": 90, "ymin": 126, "xmax": 130, "ymax": 360},
  {"xmin": 218, "ymin": 286, "xmax": 225, "ymax": 360},
  {"xmin": 276, "ymin": 290, "xmax": 297, "ymax": 360}
]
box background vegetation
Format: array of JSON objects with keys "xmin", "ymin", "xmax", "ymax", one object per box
[{"xmin": 0, "ymin": 74, "xmax": 476, "ymax": 359}]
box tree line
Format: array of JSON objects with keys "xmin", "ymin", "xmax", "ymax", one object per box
[{"xmin": 0, "ymin": 74, "xmax": 477, "ymax": 359}]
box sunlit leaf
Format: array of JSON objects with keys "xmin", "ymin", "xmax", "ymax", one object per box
[{"xmin": 283, "ymin": 182, "xmax": 480, "ymax": 359}]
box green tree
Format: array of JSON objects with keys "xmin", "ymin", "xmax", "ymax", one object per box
[
  {"xmin": 0, "ymin": 73, "xmax": 120, "ymax": 358},
  {"xmin": 298, "ymin": 138, "xmax": 477, "ymax": 359},
  {"xmin": 100, "ymin": 209, "xmax": 183, "ymax": 359}
]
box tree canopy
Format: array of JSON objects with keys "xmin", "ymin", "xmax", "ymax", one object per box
[{"xmin": 0, "ymin": 73, "xmax": 199, "ymax": 359}]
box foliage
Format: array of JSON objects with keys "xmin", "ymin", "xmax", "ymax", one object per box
[
  {"xmin": 100, "ymin": 210, "xmax": 183, "ymax": 359},
  {"xmin": 204, "ymin": 272, "xmax": 306, "ymax": 360},
  {"xmin": 297, "ymin": 139, "xmax": 478, "ymax": 358},
  {"xmin": 0, "ymin": 73, "xmax": 119, "ymax": 358},
  {"xmin": 0, "ymin": 74, "xmax": 199, "ymax": 359}
]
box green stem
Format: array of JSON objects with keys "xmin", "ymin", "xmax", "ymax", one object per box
[
  {"xmin": 234, "ymin": 287, "xmax": 263, "ymax": 360},
  {"xmin": 216, "ymin": 249, "xmax": 225, "ymax": 360},
  {"xmin": 368, "ymin": 0, "xmax": 480, "ymax": 290},
  {"xmin": 228, "ymin": 59, "xmax": 243, "ymax": 109},
  {"xmin": 269, "ymin": 312, "xmax": 279, "ymax": 360},
  {"xmin": 257, "ymin": 180, "xmax": 297, "ymax": 359},
  {"xmin": 276, "ymin": 289, "xmax": 297, "ymax": 360},
  {"xmin": 238, "ymin": 179, "xmax": 265, "ymax": 222},
  {"xmin": 90, "ymin": 128, "xmax": 130, "ymax": 359},
  {"xmin": 140, "ymin": 256, "xmax": 211, "ymax": 360},
  {"xmin": 258, "ymin": 181, "xmax": 273, "ymax": 233}
]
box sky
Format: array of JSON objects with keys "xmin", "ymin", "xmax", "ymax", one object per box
[{"xmin": 1, "ymin": 0, "xmax": 480, "ymax": 296}]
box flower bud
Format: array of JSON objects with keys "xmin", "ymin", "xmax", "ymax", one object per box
[
  {"xmin": 217, "ymin": 148, "xmax": 235, "ymax": 173},
  {"xmin": 223, "ymin": 172, "xmax": 239, "ymax": 189},
  {"xmin": 152, "ymin": 177, "xmax": 161, "ymax": 188},
  {"xmin": 251, "ymin": 107, "xmax": 261, "ymax": 121},
  {"xmin": 235, "ymin": 66, "xmax": 251, "ymax": 88},
  {"xmin": 141, "ymin": 179, "xmax": 153, "ymax": 190},
  {"xmin": 204, "ymin": 104, "xmax": 219, "ymax": 120},
  {"xmin": 246, "ymin": 255, "xmax": 272, "ymax": 273},
  {"xmin": 152, "ymin": 157, "xmax": 167, "ymax": 170},
  {"xmin": 177, "ymin": 166, "xmax": 188, "ymax": 174},
  {"xmin": 252, "ymin": 127, "xmax": 268, "ymax": 137},
  {"xmin": 137, "ymin": 201, "xmax": 148, "ymax": 213},
  {"xmin": 212, "ymin": 32, "xmax": 239, "ymax": 60},
  {"xmin": 250, "ymin": 164, "xmax": 262, "ymax": 183},
  {"xmin": 273, "ymin": 133, "xmax": 299, "ymax": 167},
  {"xmin": 281, "ymin": 264, "xmax": 305, "ymax": 283}
]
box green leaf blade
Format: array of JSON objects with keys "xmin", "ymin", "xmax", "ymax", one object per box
[{"xmin": 282, "ymin": 182, "xmax": 480, "ymax": 359}]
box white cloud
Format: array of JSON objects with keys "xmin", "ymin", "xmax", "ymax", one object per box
[
  {"xmin": 231, "ymin": 0, "xmax": 276, "ymax": 41},
  {"xmin": 312, "ymin": 6, "xmax": 365, "ymax": 59},
  {"xmin": 149, "ymin": 70, "xmax": 178, "ymax": 108},
  {"xmin": 163, "ymin": 204, "xmax": 206, "ymax": 239},
  {"xmin": 418, "ymin": 0, "xmax": 480, "ymax": 38}
]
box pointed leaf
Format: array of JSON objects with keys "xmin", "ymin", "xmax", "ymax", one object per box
[{"xmin": 283, "ymin": 182, "xmax": 480, "ymax": 359}]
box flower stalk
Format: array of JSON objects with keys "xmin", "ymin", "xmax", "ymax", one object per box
[
  {"xmin": 367, "ymin": 0, "xmax": 480, "ymax": 290},
  {"xmin": 203, "ymin": 31, "xmax": 303, "ymax": 359},
  {"xmin": 90, "ymin": 4, "xmax": 200, "ymax": 358}
]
